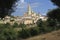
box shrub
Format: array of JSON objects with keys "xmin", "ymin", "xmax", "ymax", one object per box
[
  {"xmin": 36, "ymin": 19, "xmax": 43, "ymax": 27},
  {"xmin": 12, "ymin": 22, "xmax": 18, "ymax": 28},
  {"xmin": 18, "ymin": 23, "xmax": 26, "ymax": 28},
  {"xmin": 0, "ymin": 24, "xmax": 18, "ymax": 40},
  {"xmin": 29, "ymin": 27, "xmax": 40, "ymax": 36},
  {"xmin": 18, "ymin": 29, "xmax": 31, "ymax": 38}
]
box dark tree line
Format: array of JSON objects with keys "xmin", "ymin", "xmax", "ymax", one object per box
[
  {"xmin": 51, "ymin": 0, "xmax": 60, "ymax": 7},
  {"xmin": 47, "ymin": 8, "xmax": 60, "ymax": 23},
  {"xmin": 47, "ymin": 0, "xmax": 60, "ymax": 26},
  {"xmin": 0, "ymin": 0, "xmax": 18, "ymax": 18}
]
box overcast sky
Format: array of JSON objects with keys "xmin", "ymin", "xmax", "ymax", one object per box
[{"xmin": 12, "ymin": 0, "xmax": 57, "ymax": 16}]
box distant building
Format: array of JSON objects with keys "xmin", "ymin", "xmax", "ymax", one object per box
[
  {"xmin": 21, "ymin": 4, "xmax": 47, "ymax": 24},
  {"xmin": 2, "ymin": 4, "xmax": 47, "ymax": 25}
]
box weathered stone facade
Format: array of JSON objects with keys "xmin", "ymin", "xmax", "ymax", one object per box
[{"xmin": 0, "ymin": 4, "xmax": 47, "ymax": 25}]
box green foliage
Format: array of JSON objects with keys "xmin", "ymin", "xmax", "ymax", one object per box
[
  {"xmin": 0, "ymin": 19, "xmax": 60, "ymax": 39},
  {"xmin": 47, "ymin": 8, "xmax": 60, "ymax": 26},
  {"xmin": 18, "ymin": 27, "xmax": 40, "ymax": 38},
  {"xmin": 47, "ymin": 19, "xmax": 56, "ymax": 27},
  {"xmin": 18, "ymin": 23, "xmax": 26, "ymax": 28},
  {"xmin": 36, "ymin": 19, "xmax": 46, "ymax": 33},
  {"xmin": 0, "ymin": 0, "xmax": 18, "ymax": 18},
  {"xmin": 10, "ymin": 19, "xmax": 14, "ymax": 22},
  {"xmin": 36, "ymin": 19, "xmax": 43, "ymax": 27},
  {"xmin": 12, "ymin": 22, "xmax": 18, "ymax": 28},
  {"xmin": 51, "ymin": 0, "xmax": 60, "ymax": 7},
  {"xmin": 47, "ymin": 0, "xmax": 60, "ymax": 31},
  {"xmin": 18, "ymin": 28, "xmax": 31, "ymax": 38},
  {"xmin": 29, "ymin": 27, "xmax": 40, "ymax": 36},
  {"xmin": 47, "ymin": 8, "xmax": 60, "ymax": 22},
  {"xmin": 0, "ymin": 23, "xmax": 18, "ymax": 40}
]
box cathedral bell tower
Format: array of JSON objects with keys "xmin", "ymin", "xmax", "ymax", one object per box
[{"xmin": 28, "ymin": 4, "xmax": 32, "ymax": 15}]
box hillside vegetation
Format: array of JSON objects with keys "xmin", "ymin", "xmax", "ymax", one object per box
[{"xmin": 25, "ymin": 30, "xmax": 60, "ymax": 40}]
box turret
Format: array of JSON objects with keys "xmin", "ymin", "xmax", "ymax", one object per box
[{"xmin": 28, "ymin": 4, "xmax": 32, "ymax": 15}]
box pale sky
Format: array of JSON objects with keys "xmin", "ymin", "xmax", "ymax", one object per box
[{"xmin": 12, "ymin": 0, "xmax": 57, "ymax": 16}]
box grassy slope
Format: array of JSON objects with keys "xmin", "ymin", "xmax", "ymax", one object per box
[{"xmin": 25, "ymin": 30, "xmax": 60, "ymax": 40}]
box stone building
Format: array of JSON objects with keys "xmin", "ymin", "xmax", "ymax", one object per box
[{"xmin": 3, "ymin": 4, "xmax": 47, "ymax": 25}]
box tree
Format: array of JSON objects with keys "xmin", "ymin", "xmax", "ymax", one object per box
[
  {"xmin": 12, "ymin": 22, "xmax": 18, "ymax": 28},
  {"xmin": 0, "ymin": 0, "xmax": 18, "ymax": 18},
  {"xmin": 29, "ymin": 27, "xmax": 40, "ymax": 36},
  {"xmin": 36, "ymin": 19, "xmax": 45, "ymax": 33},
  {"xmin": 47, "ymin": 19, "xmax": 56, "ymax": 27},
  {"xmin": 18, "ymin": 23, "xmax": 26, "ymax": 28},
  {"xmin": 51, "ymin": 0, "xmax": 60, "ymax": 7},
  {"xmin": 47, "ymin": 8, "xmax": 60, "ymax": 31},
  {"xmin": 0, "ymin": 24, "xmax": 18, "ymax": 40},
  {"xmin": 18, "ymin": 29, "xmax": 31, "ymax": 38},
  {"xmin": 36, "ymin": 19, "xmax": 43, "ymax": 27},
  {"xmin": 47, "ymin": 8, "xmax": 60, "ymax": 23}
]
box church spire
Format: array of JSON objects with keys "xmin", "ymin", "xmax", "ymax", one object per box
[{"xmin": 28, "ymin": 4, "xmax": 32, "ymax": 15}]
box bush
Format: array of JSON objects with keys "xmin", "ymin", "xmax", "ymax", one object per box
[
  {"xmin": 29, "ymin": 27, "xmax": 40, "ymax": 36},
  {"xmin": 36, "ymin": 19, "xmax": 43, "ymax": 27},
  {"xmin": 12, "ymin": 22, "xmax": 18, "ymax": 28},
  {"xmin": 0, "ymin": 24, "xmax": 18, "ymax": 40},
  {"xmin": 18, "ymin": 29, "xmax": 31, "ymax": 38},
  {"xmin": 18, "ymin": 23, "xmax": 26, "ymax": 28},
  {"xmin": 0, "ymin": 19, "xmax": 60, "ymax": 40},
  {"xmin": 18, "ymin": 27, "xmax": 40, "ymax": 39}
]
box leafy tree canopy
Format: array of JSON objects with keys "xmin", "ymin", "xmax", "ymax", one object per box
[
  {"xmin": 0, "ymin": 0, "xmax": 18, "ymax": 18},
  {"xmin": 47, "ymin": 8, "xmax": 60, "ymax": 22},
  {"xmin": 51, "ymin": 0, "xmax": 60, "ymax": 7}
]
